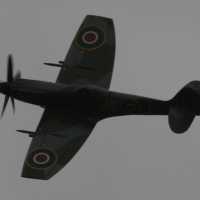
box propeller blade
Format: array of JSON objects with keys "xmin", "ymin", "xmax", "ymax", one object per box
[
  {"xmin": 11, "ymin": 97, "xmax": 15, "ymax": 113},
  {"xmin": 1, "ymin": 95, "xmax": 9, "ymax": 118},
  {"xmin": 14, "ymin": 70, "xmax": 21, "ymax": 80},
  {"xmin": 7, "ymin": 55, "xmax": 13, "ymax": 82}
]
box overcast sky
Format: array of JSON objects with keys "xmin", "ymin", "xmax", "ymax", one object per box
[{"xmin": 1, "ymin": 0, "xmax": 200, "ymax": 199}]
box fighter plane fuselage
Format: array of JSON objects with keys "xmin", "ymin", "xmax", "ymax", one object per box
[
  {"xmin": 0, "ymin": 79, "xmax": 172, "ymax": 121},
  {"xmin": 2, "ymin": 77, "xmax": 200, "ymax": 127}
]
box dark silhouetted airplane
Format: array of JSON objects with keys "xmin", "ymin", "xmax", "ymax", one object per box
[{"xmin": 0, "ymin": 15, "xmax": 197, "ymax": 180}]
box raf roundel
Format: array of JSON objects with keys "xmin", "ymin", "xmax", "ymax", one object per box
[
  {"xmin": 26, "ymin": 147, "xmax": 58, "ymax": 170},
  {"xmin": 122, "ymin": 98, "xmax": 140, "ymax": 114},
  {"xmin": 75, "ymin": 25, "xmax": 106, "ymax": 50}
]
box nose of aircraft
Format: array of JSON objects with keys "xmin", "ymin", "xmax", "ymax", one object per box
[
  {"xmin": 0, "ymin": 81, "xmax": 15, "ymax": 118},
  {"xmin": 0, "ymin": 82, "xmax": 11, "ymax": 96},
  {"xmin": 0, "ymin": 54, "xmax": 21, "ymax": 118}
]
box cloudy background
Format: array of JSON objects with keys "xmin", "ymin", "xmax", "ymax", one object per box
[{"xmin": 0, "ymin": 0, "xmax": 200, "ymax": 199}]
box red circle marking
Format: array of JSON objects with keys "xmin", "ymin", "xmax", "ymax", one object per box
[
  {"xmin": 84, "ymin": 32, "xmax": 96, "ymax": 42},
  {"xmin": 35, "ymin": 154, "xmax": 48, "ymax": 163}
]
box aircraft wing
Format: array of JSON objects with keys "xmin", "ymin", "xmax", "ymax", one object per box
[
  {"xmin": 21, "ymin": 107, "xmax": 97, "ymax": 180},
  {"xmin": 56, "ymin": 15, "xmax": 115, "ymax": 89}
]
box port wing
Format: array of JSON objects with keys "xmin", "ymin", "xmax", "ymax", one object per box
[{"xmin": 21, "ymin": 107, "xmax": 97, "ymax": 180}]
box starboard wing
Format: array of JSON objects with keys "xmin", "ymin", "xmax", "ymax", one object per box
[
  {"xmin": 21, "ymin": 107, "xmax": 97, "ymax": 180},
  {"xmin": 56, "ymin": 15, "xmax": 115, "ymax": 89}
]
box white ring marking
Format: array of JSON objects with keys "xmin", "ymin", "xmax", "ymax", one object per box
[
  {"xmin": 33, "ymin": 153, "xmax": 50, "ymax": 164},
  {"xmin": 82, "ymin": 31, "xmax": 98, "ymax": 44}
]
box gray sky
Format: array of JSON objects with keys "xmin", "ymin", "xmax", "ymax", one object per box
[{"xmin": 0, "ymin": 0, "xmax": 200, "ymax": 199}]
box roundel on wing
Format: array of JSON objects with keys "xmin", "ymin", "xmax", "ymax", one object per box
[
  {"xmin": 26, "ymin": 147, "xmax": 58, "ymax": 170},
  {"xmin": 122, "ymin": 98, "xmax": 140, "ymax": 114},
  {"xmin": 75, "ymin": 25, "xmax": 106, "ymax": 50}
]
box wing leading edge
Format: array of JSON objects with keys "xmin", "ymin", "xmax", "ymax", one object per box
[
  {"xmin": 21, "ymin": 107, "xmax": 97, "ymax": 180},
  {"xmin": 56, "ymin": 15, "xmax": 115, "ymax": 89}
]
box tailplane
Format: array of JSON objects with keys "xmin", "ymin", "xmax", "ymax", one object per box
[
  {"xmin": 168, "ymin": 81, "xmax": 200, "ymax": 133},
  {"xmin": 168, "ymin": 106, "xmax": 195, "ymax": 133}
]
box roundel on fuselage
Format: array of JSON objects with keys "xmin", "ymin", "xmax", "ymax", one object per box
[{"xmin": 122, "ymin": 98, "xmax": 140, "ymax": 114}]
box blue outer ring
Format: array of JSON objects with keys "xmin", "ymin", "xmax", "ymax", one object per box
[
  {"xmin": 75, "ymin": 25, "xmax": 106, "ymax": 50},
  {"xmin": 26, "ymin": 148, "xmax": 57, "ymax": 170}
]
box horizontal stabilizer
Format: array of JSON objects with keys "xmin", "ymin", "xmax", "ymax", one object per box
[{"xmin": 168, "ymin": 106, "xmax": 195, "ymax": 133}]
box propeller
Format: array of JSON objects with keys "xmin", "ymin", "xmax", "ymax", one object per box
[{"xmin": 1, "ymin": 55, "xmax": 21, "ymax": 118}]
